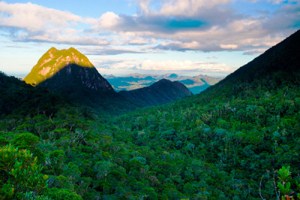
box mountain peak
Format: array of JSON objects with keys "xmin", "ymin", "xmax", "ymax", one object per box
[
  {"xmin": 48, "ymin": 47, "xmax": 58, "ymax": 53},
  {"xmin": 168, "ymin": 73, "xmax": 178, "ymax": 79},
  {"xmin": 24, "ymin": 47, "xmax": 94, "ymax": 86},
  {"xmin": 120, "ymin": 79, "xmax": 192, "ymax": 107},
  {"xmin": 156, "ymin": 78, "xmax": 171, "ymax": 84}
]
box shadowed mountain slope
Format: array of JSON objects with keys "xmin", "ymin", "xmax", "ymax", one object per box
[
  {"xmin": 206, "ymin": 29, "xmax": 300, "ymax": 99},
  {"xmin": 0, "ymin": 72, "xmax": 64, "ymax": 117},
  {"xmin": 120, "ymin": 79, "xmax": 192, "ymax": 107}
]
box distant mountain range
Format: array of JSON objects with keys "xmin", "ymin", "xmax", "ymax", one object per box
[
  {"xmin": 21, "ymin": 47, "xmax": 192, "ymax": 110},
  {"xmin": 104, "ymin": 73, "xmax": 222, "ymax": 94}
]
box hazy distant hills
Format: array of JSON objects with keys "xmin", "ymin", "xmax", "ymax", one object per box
[{"xmin": 105, "ymin": 73, "xmax": 222, "ymax": 94}]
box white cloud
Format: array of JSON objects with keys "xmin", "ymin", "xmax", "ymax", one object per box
[
  {"xmin": 93, "ymin": 57, "xmax": 234, "ymax": 76},
  {"xmin": 138, "ymin": 0, "xmax": 152, "ymax": 15},
  {"xmin": 0, "ymin": 1, "xmax": 111, "ymax": 46},
  {"xmin": 98, "ymin": 12, "xmax": 121, "ymax": 29},
  {"xmin": 91, "ymin": 0, "xmax": 298, "ymax": 55},
  {"xmin": 137, "ymin": 0, "xmax": 230, "ymax": 16},
  {"xmin": 0, "ymin": 2, "xmax": 82, "ymax": 32},
  {"xmin": 1, "ymin": 0, "xmax": 298, "ymax": 54},
  {"xmin": 1, "ymin": 0, "xmax": 299, "ymax": 75},
  {"xmin": 137, "ymin": 60, "xmax": 231, "ymax": 72},
  {"xmin": 158, "ymin": 0, "xmax": 230, "ymax": 16},
  {"xmin": 109, "ymin": 0, "xmax": 298, "ymax": 53},
  {"xmin": 220, "ymin": 44, "xmax": 238, "ymax": 49}
]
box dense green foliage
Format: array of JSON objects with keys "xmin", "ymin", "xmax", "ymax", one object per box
[
  {"xmin": 1, "ymin": 72, "xmax": 299, "ymax": 199},
  {"xmin": 0, "ymin": 145, "xmax": 47, "ymax": 199},
  {"xmin": 1, "ymin": 30, "xmax": 300, "ymax": 199},
  {"xmin": 0, "ymin": 72, "xmax": 64, "ymax": 117}
]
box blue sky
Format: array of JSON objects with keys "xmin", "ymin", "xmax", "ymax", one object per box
[{"xmin": 0, "ymin": 0, "xmax": 299, "ymax": 77}]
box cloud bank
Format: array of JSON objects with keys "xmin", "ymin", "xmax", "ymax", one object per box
[
  {"xmin": 1, "ymin": 0, "xmax": 299, "ymax": 52},
  {"xmin": 0, "ymin": 0, "xmax": 299, "ymax": 75}
]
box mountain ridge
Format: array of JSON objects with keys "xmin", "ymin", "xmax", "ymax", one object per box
[
  {"xmin": 105, "ymin": 73, "xmax": 222, "ymax": 94},
  {"xmin": 201, "ymin": 29, "xmax": 300, "ymax": 100},
  {"xmin": 222, "ymin": 29, "xmax": 300, "ymax": 84},
  {"xmin": 120, "ymin": 78, "xmax": 192, "ymax": 107},
  {"xmin": 24, "ymin": 47, "xmax": 94, "ymax": 86},
  {"xmin": 23, "ymin": 47, "xmax": 194, "ymax": 110},
  {"xmin": 38, "ymin": 64, "xmax": 114, "ymax": 93}
]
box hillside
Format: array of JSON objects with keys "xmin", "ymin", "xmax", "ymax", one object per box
[
  {"xmin": 207, "ymin": 29, "xmax": 300, "ymax": 99},
  {"xmin": 119, "ymin": 79, "xmax": 192, "ymax": 106},
  {"xmin": 110, "ymin": 29, "xmax": 300, "ymax": 199},
  {"xmin": 0, "ymin": 72, "xmax": 65, "ymax": 117},
  {"xmin": 23, "ymin": 47, "xmax": 192, "ymax": 110},
  {"xmin": 38, "ymin": 64, "xmax": 118, "ymax": 107},
  {"xmin": 109, "ymin": 30, "xmax": 300, "ymax": 199},
  {"xmin": 0, "ymin": 30, "xmax": 299, "ymax": 199}
]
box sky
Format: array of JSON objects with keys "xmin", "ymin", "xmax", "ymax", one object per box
[{"xmin": 0, "ymin": 0, "xmax": 299, "ymax": 77}]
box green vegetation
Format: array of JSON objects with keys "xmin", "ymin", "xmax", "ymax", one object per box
[
  {"xmin": 0, "ymin": 145, "xmax": 47, "ymax": 199},
  {"xmin": 1, "ymin": 69, "xmax": 300, "ymax": 199},
  {"xmin": 1, "ymin": 30, "xmax": 300, "ymax": 199}
]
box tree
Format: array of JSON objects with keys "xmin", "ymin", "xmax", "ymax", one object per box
[
  {"xmin": 44, "ymin": 188, "xmax": 82, "ymax": 200},
  {"xmin": 47, "ymin": 150, "xmax": 65, "ymax": 175},
  {"xmin": 277, "ymin": 166, "xmax": 300, "ymax": 200},
  {"xmin": 0, "ymin": 145, "xmax": 47, "ymax": 199}
]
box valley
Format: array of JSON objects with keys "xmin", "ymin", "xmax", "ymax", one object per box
[
  {"xmin": 105, "ymin": 73, "xmax": 222, "ymax": 94},
  {"xmin": 0, "ymin": 29, "xmax": 299, "ymax": 199}
]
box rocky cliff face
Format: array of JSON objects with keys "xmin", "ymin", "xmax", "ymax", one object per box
[
  {"xmin": 24, "ymin": 47, "xmax": 114, "ymax": 93},
  {"xmin": 38, "ymin": 64, "xmax": 114, "ymax": 93},
  {"xmin": 24, "ymin": 47, "xmax": 94, "ymax": 86}
]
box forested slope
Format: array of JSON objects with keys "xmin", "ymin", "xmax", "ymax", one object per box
[
  {"xmin": 0, "ymin": 30, "xmax": 299, "ymax": 199},
  {"xmin": 0, "ymin": 72, "xmax": 65, "ymax": 117}
]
